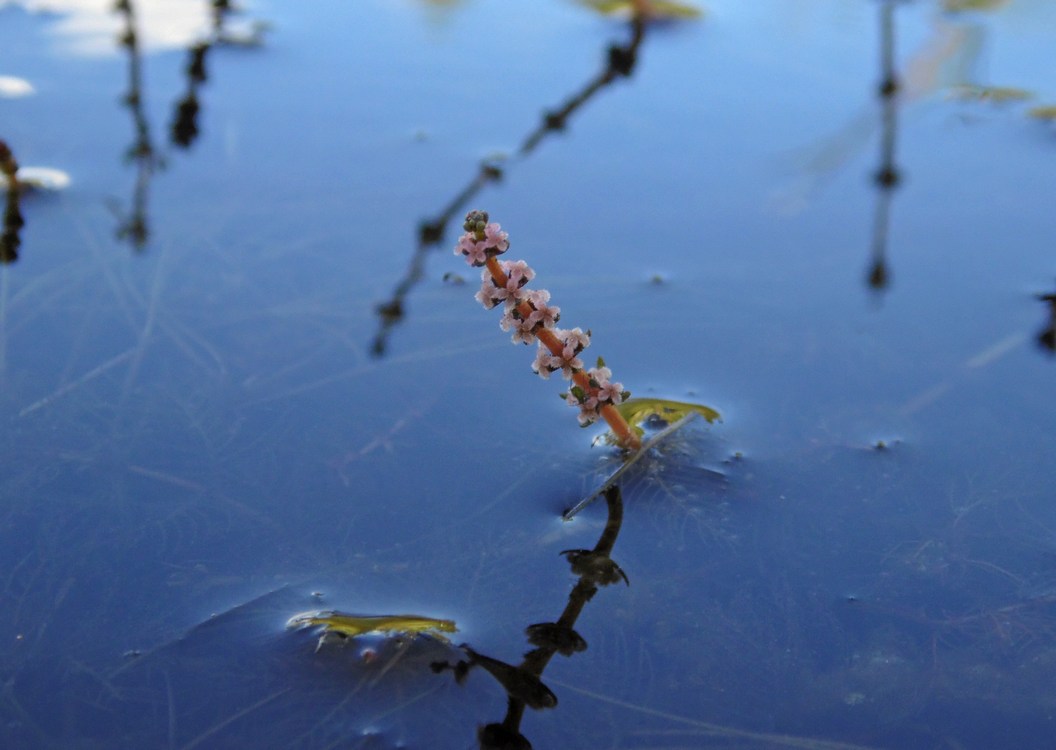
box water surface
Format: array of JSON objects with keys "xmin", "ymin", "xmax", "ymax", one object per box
[{"xmin": 2, "ymin": 0, "xmax": 1055, "ymax": 748}]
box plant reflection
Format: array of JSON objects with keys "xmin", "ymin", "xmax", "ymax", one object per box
[
  {"xmin": 865, "ymin": 0, "xmax": 902, "ymax": 298},
  {"xmin": 112, "ymin": 0, "xmax": 164, "ymax": 250},
  {"xmin": 1, "ymin": 140, "xmax": 24, "ymax": 264},
  {"xmin": 1036, "ymin": 285, "xmax": 1056, "ymax": 353},
  {"xmin": 432, "ymin": 484, "xmax": 627, "ymax": 749},
  {"xmin": 171, "ymin": 41, "xmax": 209, "ymax": 149},
  {"xmin": 171, "ymin": 1, "xmax": 266, "ymax": 149},
  {"xmin": 112, "ymin": 0, "xmax": 266, "ymax": 251},
  {"xmin": 371, "ymin": 12, "xmax": 649, "ymax": 357}
]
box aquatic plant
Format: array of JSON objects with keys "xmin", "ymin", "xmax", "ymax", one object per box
[{"xmin": 455, "ymin": 210, "xmax": 642, "ymax": 451}]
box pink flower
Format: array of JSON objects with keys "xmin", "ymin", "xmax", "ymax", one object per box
[
  {"xmin": 567, "ymin": 389, "xmax": 599, "ymax": 412},
  {"xmin": 531, "ymin": 346, "xmax": 559, "ymax": 379},
  {"xmin": 502, "ymin": 260, "xmax": 535, "ymax": 288},
  {"xmin": 597, "ymin": 378, "xmax": 625, "ymax": 405},
  {"xmin": 482, "ymin": 260, "xmax": 532, "ymax": 308},
  {"xmin": 484, "ymin": 223, "xmax": 509, "ymax": 254},
  {"xmin": 548, "ymin": 328, "xmax": 587, "ymax": 378},
  {"xmin": 475, "ymin": 270, "xmax": 504, "ymax": 309},
  {"xmin": 510, "ymin": 317, "xmax": 538, "ymax": 345},
  {"xmin": 524, "ymin": 289, "xmax": 560, "ymax": 330},
  {"xmin": 476, "ymin": 264, "xmax": 532, "ymax": 309},
  {"xmin": 587, "ymin": 366, "xmax": 624, "ymax": 405},
  {"xmin": 455, "ymin": 232, "xmax": 488, "ymax": 266},
  {"xmin": 576, "ymin": 408, "xmax": 600, "ymax": 427},
  {"xmin": 561, "ymin": 327, "xmax": 590, "ymax": 353},
  {"xmin": 500, "ymin": 309, "xmax": 537, "ymax": 345},
  {"xmin": 565, "ymin": 389, "xmax": 602, "ymax": 426}
]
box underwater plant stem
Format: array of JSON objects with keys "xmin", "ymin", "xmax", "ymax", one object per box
[{"xmin": 485, "ymin": 257, "xmax": 640, "ymax": 451}]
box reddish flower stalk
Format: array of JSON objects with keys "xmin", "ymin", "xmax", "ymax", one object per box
[{"xmin": 456, "ymin": 210, "xmax": 641, "ymax": 451}]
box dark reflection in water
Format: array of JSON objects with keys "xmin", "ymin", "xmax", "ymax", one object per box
[
  {"xmin": 112, "ymin": 0, "xmax": 164, "ymax": 250},
  {"xmin": 371, "ymin": 13, "xmax": 647, "ymax": 358},
  {"xmin": 171, "ymin": 41, "xmax": 209, "ymax": 149},
  {"xmin": 430, "ymin": 484, "xmax": 627, "ymax": 749},
  {"xmin": 111, "ymin": 0, "xmax": 266, "ymax": 250},
  {"xmin": 866, "ymin": 0, "xmax": 902, "ymax": 298},
  {"xmin": 0, "ymin": 140, "xmax": 23, "ymax": 263},
  {"xmin": 1037, "ymin": 285, "xmax": 1056, "ymax": 353},
  {"xmin": 171, "ymin": 0, "xmax": 264, "ymax": 150}
]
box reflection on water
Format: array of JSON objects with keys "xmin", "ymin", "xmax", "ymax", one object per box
[
  {"xmin": 1037, "ymin": 286, "xmax": 1056, "ymax": 353},
  {"xmin": 0, "ymin": 0, "xmax": 218, "ymax": 56},
  {"xmin": 112, "ymin": 0, "xmax": 163, "ymax": 249},
  {"xmin": 865, "ymin": 0, "xmax": 901, "ymax": 297},
  {"xmin": 108, "ymin": 0, "xmax": 267, "ymax": 250},
  {"xmin": 371, "ymin": 12, "xmax": 647, "ymax": 357},
  {"xmin": 443, "ymin": 485, "xmax": 628, "ymax": 749},
  {"xmin": 0, "ymin": 141, "xmax": 23, "ymax": 263}
]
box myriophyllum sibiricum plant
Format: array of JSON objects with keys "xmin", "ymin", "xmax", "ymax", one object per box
[{"xmin": 455, "ymin": 210, "xmax": 642, "ymax": 452}]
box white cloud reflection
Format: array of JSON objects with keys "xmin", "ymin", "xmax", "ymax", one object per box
[{"xmin": 1, "ymin": 0, "xmax": 215, "ymax": 56}]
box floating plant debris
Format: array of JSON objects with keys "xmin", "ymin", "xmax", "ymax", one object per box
[
  {"xmin": 942, "ymin": 0, "xmax": 1009, "ymax": 11},
  {"xmin": 1029, "ymin": 105, "xmax": 1056, "ymax": 122},
  {"xmin": 287, "ymin": 610, "xmax": 458, "ymax": 651},
  {"xmin": 947, "ymin": 84, "xmax": 1033, "ymax": 104},
  {"xmin": 579, "ymin": 0, "xmax": 704, "ymax": 19}
]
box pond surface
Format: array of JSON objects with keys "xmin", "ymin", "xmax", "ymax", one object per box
[{"xmin": 2, "ymin": 0, "xmax": 1056, "ymax": 748}]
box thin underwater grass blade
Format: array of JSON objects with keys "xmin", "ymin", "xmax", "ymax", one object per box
[{"xmin": 563, "ymin": 412, "xmax": 699, "ymax": 521}]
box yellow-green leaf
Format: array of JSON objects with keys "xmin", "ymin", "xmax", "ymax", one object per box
[
  {"xmin": 947, "ymin": 84, "xmax": 1033, "ymax": 104},
  {"xmin": 287, "ymin": 610, "xmax": 458, "ymax": 642},
  {"xmin": 942, "ymin": 0, "xmax": 1011, "ymax": 11},
  {"xmin": 1028, "ymin": 105, "xmax": 1056, "ymax": 121},
  {"xmin": 578, "ymin": 0, "xmax": 703, "ymax": 20},
  {"xmin": 615, "ymin": 397, "xmax": 721, "ymax": 432}
]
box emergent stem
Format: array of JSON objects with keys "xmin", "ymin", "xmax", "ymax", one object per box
[{"xmin": 485, "ymin": 257, "xmax": 641, "ymax": 451}]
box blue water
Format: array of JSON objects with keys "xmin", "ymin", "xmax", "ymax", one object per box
[{"xmin": 2, "ymin": 0, "xmax": 1055, "ymax": 747}]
